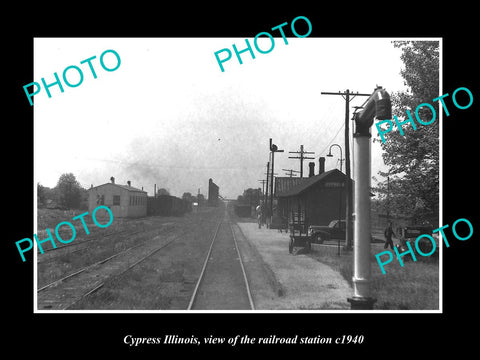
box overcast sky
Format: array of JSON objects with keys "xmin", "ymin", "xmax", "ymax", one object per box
[{"xmin": 34, "ymin": 37, "xmax": 418, "ymax": 199}]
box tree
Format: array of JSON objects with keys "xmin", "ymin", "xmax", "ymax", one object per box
[
  {"xmin": 37, "ymin": 182, "xmax": 47, "ymax": 207},
  {"xmin": 197, "ymin": 193, "xmax": 205, "ymax": 204},
  {"xmin": 55, "ymin": 173, "xmax": 83, "ymax": 209},
  {"xmin": 373, "ymin": 41, "xmax": 439, "ymax": 222},
  {"xmin": 157, "ymin": 188, "xmax": 170, "ymax": 196},
  {"xmin": 237, "ymin": 188, "xmax": 262, "ymax": 206},
  {"xmin": 182, "ymin": 192, "xmax": 193, "ymax": 201}
]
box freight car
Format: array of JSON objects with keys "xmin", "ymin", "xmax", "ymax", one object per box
[{"xmin": 147, "ymin": 195, "xmax": 190, "ymax": 216}]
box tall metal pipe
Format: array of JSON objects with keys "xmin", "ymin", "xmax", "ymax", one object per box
[
  {"xmin": 348, "ymin": 86, "xmax": 391, "ymax": 310},
  {"xmin": 348, "ymin": 132, "xmax": 375, "ymax": 309}
]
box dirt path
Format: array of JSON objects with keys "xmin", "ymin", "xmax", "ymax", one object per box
[{"xmin": 236, "ymin": 223, "xmax": 352, "ymax": 310}]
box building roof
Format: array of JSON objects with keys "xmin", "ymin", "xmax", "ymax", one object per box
[
  {"xmin": 89, "ymin": 182, "xmax": 147, "ymax": 193},
  {"xmin": 277, "ymin": 169, "xmax": 347, "ymax": 197},
  {"xmin": 275, "ymin": 177, "xmax": 307, "ymax": 196}
]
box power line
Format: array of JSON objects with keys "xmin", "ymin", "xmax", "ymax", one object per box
[
  {"xmin": 317, "ymin": 122, "xmax": 345, "ymax": 157},
  {"xmin": 288, "ymin": 145, "xmax": 315, "ymax": 178},
  {"xmin": 320, "ymin": 89, "xmax": 371, "ymax": 251},
  {"xmin": 282, "ymin": 168, "xmax": 301, "ymax": 177}
]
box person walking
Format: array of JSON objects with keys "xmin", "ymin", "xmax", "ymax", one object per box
[
  {"xmin": 256, "ymin": 205, "xmax": 262, "ymax": 228},
  {"xmin": 384, "ymin": 221, "xmax": 396, "ymax": 249}
]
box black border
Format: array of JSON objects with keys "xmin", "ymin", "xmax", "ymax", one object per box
[{"xmin": 6, "ymin": 4, "xmax": 479, "ymax": 355}]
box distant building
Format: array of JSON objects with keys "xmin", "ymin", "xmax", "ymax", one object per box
[
  {"xmin": 276, "ymin": 157, "xmax": 352, "ymax": 228},
  {"xmin": 88, "ymin": 177, "xmax": 147, "ymax": 218},
  {"xmin": 208, "ymin": 178, "xmax": 219, "ymax": 206}
]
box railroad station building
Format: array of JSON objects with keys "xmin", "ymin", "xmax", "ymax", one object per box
[
  {"xmin": 276, "ymin": 157, "xmax": 352, "ymax": 228},
  {"xmin": 88, "ymin": 177, "xmax": 148, "ymax": 218}
]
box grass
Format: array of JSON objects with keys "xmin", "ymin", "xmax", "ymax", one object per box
[
  {"xmin": 71, "ymin": 260, "xmax": 187, "ymax": 310},
  {"xmin": 36, "ymin": 220, "xmax": 150, "ymax": 288},
  {"xmin": 310, "ymin": 249, "xmax": 439, "ymax": 310}
]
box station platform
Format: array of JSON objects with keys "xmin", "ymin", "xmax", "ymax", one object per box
[{"xmin": 235, "ymin": 222, "xmax": 352, "ymax": 310}]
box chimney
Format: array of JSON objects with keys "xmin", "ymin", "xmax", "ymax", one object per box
[
  {"xmin": 110, "ymin": 176, "xmax": 115, "ymax": 184},
  {"xmin": 127, "ymin": 180, "xmax": 131, "ymax": 187},
  {"xmin": 319, "ymin": 157, "xmax": 325, "ymax": 175},
  {"xmin": 308, "ymin": 162, "xmax": 315, "ymax": 177}
]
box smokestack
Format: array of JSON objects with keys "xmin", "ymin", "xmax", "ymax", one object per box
[
  {"xmin": 154, "ymin": 184, "xmax": 157, "ymax": 198},
  {"xmin": 127, "ymin": 180, "xmax": 131, "ymax": 187},
  {"xmin": 110, "ymin": 176, "xmax": 115, "ymax": 184},
  {"xmin": 308, "ymin": 162, "xmax": 315, "ymax": 177},
  {"xmin": 319, "ymin": 157, "xmax": 325, "ymax": 175}
]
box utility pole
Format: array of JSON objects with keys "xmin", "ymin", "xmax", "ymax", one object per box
[
  {"xmin": 386, "ymin": 175, "xmax": 390, "ymax": 223},
  {"xmin": 288, "ymin": 145, "xmax": 315, "ymax": 178},
  {"xmin": 282, "ymin": 168, "xmax": 301, "ymax": 177},
  {"xmin": 258, "ymin": 179, "xmax": 267, "ymax": 196},
  {"xmin": 264, "ymin": 162, "xmax": 277, "ymax": 209},
  {"xmin": 265, "ymin": 161, "xmax": 270, "ymax": 214},
  {"xmin": 269, "ymin": 138, "xmax": 284, "ymax": 222},
  {"xmin": 321, "ymin": 89, "xmax": 371, "ymax": 250}
]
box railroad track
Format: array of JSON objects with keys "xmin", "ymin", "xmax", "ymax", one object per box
[
  {"xmin": 36, "ymin": 229, "xmax": 142, "ymax": 264},
  {"xmin": 36, "ymin": 226, "xmax": 174, "ymax": 265},
  {"xmin": 37, "ymin": 228, "xmax": 187, "ymax": 310},
  {"xmin": 187, "ymin": 217, "xmax": 255, "ymax": 310}
]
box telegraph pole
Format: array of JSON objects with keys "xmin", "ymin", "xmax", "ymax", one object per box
[
  {"xmin": 288, "ymin": 145, "xmax": 315, "ymax": 178},
  {"xmin": 264, "ymin": 161, "xmax": 277, "ymax": 223},
  {"xmin": 265, "ymin": 161, "xmax": 270, "ymax": 214},
  {"xmin": 282, "ymin": 168, "xmax": 301, "ymax": 177},
  {"xmin": 258, "ymin": 179, "xmax": 267, "ymax": 196},
  {"xmin": 321, "ymin": 89, "xmax": 371, "ymax": 250},
  {"xmin": 269, "ymin": 138, "xmax": 284, "ymax": 222}
]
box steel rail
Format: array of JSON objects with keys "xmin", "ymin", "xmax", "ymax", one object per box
[
  {"xmin": 187, "ymin": 219, "xmax": 223, "ymax": 310},
  {"xmin": 37, "ymin": 241, "xmax": 146, "ymax": 293},
  {"xmin": 229, "ymin": 222, "xmax": 255, "ymax": 310},
  {"xmin": 38, "ymin": 226, "xmax": 177, "ymax": 293},
  {"xmin": 65, "ymin": 231, "xmax": 187, "ymax": 309}
]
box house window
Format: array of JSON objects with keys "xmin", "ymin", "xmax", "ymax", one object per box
[{"xmin": 113, "ymin": 195, "xmax": 120, "ymax": 206}]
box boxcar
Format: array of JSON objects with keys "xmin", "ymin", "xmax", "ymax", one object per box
[{"xmin": 147, "ymin": 195, "xmax": 189, "ymax": 216}]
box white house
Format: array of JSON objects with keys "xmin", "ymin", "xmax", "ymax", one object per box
[{"xmin": 88, "ymin": 177, "xmax": 147, "ymax": 218}]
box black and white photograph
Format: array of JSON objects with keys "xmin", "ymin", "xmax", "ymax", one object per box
[
  {"xmin": 6, "ymin": 5, "xmax": 478, "ymax": 356},
  {"xmin": 32, "ymin": 37, "xmax": 441, "ymax": 312}
]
